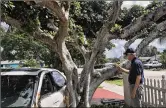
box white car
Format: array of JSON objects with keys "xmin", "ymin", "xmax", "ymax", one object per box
[
  {"xmin": 144, "ymin": 61, "xmax": 162, "ymax": 69},
  {"xmin": 1, "ymin": 68, "xmax": 67, "ymax": 107},
  {"xmin": 105, "ymin": 63, "xmax": 114, "ymax": 67}
]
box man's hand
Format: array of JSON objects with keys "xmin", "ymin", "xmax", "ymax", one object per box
[
  {"xmin": 113, "ymin": 63, "xmax": 121, "ymax": 71},
  {"xmin": 131, "ymin": 90, "xmax": 136, "ymax": 99},
  {"xmin": 113, "ymin": 63, "xmax": 129, "ymax": 73}
]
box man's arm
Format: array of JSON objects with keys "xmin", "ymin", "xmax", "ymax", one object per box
[
  {"xmin": 119, "ymin": 67, "xmax": 129, "ymax": 74},
  {"xmin": 134, "ymin": 75, "xmax": 141, "ymax": 90},
  {"xmin": 114, "ymin": 64, "xmax": 129, "ymax": 74},
  {"xmin": 131, "ymin": 75, "xmax": 141, "ymax": 98}
]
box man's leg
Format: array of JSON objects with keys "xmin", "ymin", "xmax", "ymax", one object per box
[
  {"xmin": 130, "ymin": 85, "xmax": 144, "ymax": 107},
  {"xmin": 132, "ymin": 85, "xmax": 144, "ymax": 107},
  {"xmin": 129, "ymin": 85, "xmax": 135, "ymax": 107}
]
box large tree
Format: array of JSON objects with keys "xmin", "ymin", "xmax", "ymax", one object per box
[{"xmin": 1, "ymin": 1, "xmax": 166, "ymax": 107}]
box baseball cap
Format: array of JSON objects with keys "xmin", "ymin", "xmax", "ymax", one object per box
[{"xmin": 124, "ymin": 48, "xmax": 135, "ymax": 55}]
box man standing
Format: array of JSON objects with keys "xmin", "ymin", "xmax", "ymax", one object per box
[{"xmin": 115, "ymin": 48, "xmax": 144, "ymax": 107}]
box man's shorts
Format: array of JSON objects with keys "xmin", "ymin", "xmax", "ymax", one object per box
[{"xmin": 129, "ymin": 84, "xmax": 144, "ymax": 107}]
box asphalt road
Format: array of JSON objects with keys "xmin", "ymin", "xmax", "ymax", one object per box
[{"xmin": 144, "ymin": 69, "xmax": 166, "ymax": 80}]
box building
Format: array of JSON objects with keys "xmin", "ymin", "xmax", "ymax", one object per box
[{"xmin": 1, "ymin": 60, "xmax": 22, "ymax": 68}]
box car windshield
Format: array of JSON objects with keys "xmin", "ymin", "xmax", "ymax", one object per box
[{"xmin": 1, "ymin": 75, "xmax": 36, "ymax": 107}]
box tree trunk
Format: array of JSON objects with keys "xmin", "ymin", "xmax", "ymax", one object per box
[{"xmin": 54, "ymin": 23, "xmax": 79, "ymax": 107}]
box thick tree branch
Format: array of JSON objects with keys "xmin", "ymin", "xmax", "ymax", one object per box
[
  {"xmin": 124, "ymin": 29, "xmax": 148, "ymax": 50},
  {"xmin": 72, "ymin": 32, "xmax": 90, "ymax": 63},
  {"xmin": 89, "ymin": 66, "xmax": 118, "ymax": 100},
  {"xmin": 35, "ymin": 0, "xmax": 68, "ymax": 22},
  {"xmin": 76, "ymin": 45, "xmax": 90, "ymax": 63},
  {"xmin": 136, "ymin": 20, "xmax": 166, "ymax": 57},
  {"xmin": 90, "ymin": 1, "xmax": 123, "ymax": 63},
  {"xmin": 79, "ymin": 0, "xmax": 122, "ymax": 89},
  {"xmin": 79, "ymin": 1, "xmax": 123, "ymax": 107},
  {"xmin": 34, "ymin": 27, "xmax": 56, "ymax": 48},
  {"xmin": 120, "ymin": 4, "xmax": 166, "ymax": 39},
  {"xmin": 67, "ymin": 40, "xmax": 89, "ymax": 63}
]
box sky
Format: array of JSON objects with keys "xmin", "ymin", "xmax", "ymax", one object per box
[
  {"xmin": 1, "ymin": 22, "xmax": 9, "ymax": 32},
  {"xmin": 105, "ymin": 39, "xmax": 166, "ymax": 58},
  {"xmin": 1, "ymin": 1, "xmax": 166, "ymax": 58},
  {"xmin": 122, "ymin": 1, "xmax": 151, "ymax": 9}
]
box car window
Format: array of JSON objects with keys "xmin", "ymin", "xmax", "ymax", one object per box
[
  {"xmin": 1, "ymin": 75, "xmax": 35, "ymax": 107},
  {"xmin": 50, "ymin": 71, "xmax": 66, "ymax": 90},
  {"xmin": 40, "ymin": 74, "xmax": 53, "ymax": 97}
]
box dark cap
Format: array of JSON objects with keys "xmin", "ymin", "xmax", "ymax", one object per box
[{"xmin": 124, "ymin": 48, "xmax": 135, "ymax": 55}]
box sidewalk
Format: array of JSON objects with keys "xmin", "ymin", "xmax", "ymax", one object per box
[
  {"xmin": 100, "ymin": 82, "xmax": 124, "ymax": 96},
  {"xmin": 92, "ymin": 88, "xmax": 124, "ymax": 99},
  {"xmin": 92, "ymin": 88, "xmax": 124, "ymax": 105}
]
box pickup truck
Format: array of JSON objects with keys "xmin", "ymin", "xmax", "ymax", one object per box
[{"xmin": 144, "ymin": 61, "xmax": 162, "ymax": 69}]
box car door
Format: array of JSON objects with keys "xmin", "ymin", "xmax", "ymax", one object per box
[
  {"xmin": 39, "ymin": 72, "xmax": 66, "ymax": 107},
  {"xmin": 49, "ymin": 71, "xmax": 66, "ymax": 107},
  {"xmin": 39, "ymin": 73, "xmax": 54, "ymax": 107}
]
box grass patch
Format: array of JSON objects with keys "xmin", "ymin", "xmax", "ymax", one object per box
[
  {"xmin": 105, "ymin": 79, "xmax": 123, "ymax": 86},
  {"xmin": 98, "ymin": 85, "xmax": 103, "ymax": 88}
]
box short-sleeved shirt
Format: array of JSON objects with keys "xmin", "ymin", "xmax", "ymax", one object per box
[{"xmin": 128, "ymin": 57, "xmax": 144, "ymax": 85}]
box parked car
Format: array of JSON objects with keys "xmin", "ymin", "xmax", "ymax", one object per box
[
  {"xmin": 144, "ymin": 61, "xmax": 162, "ymax": 69},
  {"xmin": 1, "ymin": 68, "xmax": 67, "ymax": 107},
  {"xmin": 105, "ymin": 63, "xmax": 114, "ymax": 67}
]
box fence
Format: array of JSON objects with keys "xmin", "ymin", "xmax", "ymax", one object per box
[
  {"xmin": 123, "ymin": 73, "xmax": 166, "ymax": 107},
  {"xmin": 142, "ymin": 75, "xmax": 166, "ymax": 107}
]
